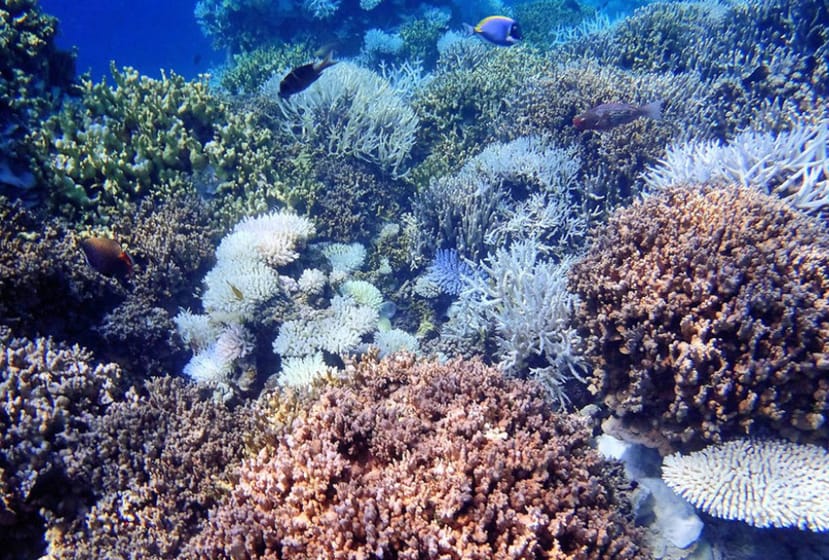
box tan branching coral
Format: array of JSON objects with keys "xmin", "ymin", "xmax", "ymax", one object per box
[
  {"xmin": 186, "ymin": 354, "xmax": 646, "ymax": 559},
  {"xmin": 570, "ymin": 185, "xmax": 829, "ymax": 453}
]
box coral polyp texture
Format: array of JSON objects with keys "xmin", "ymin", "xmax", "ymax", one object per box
[
  {"xmin": 569, "ymin": 185, "xmax": 829, "ymax": 453},
  {"xmin": 661, "ymin": 439, "xmax": 829, "ymax": 531},
  {"xmin": 186, "ymin": 354, "xmax": 646, "ymax": 559}
]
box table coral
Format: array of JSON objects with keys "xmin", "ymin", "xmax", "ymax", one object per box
[
  {"xmin": 185, "ymin": 354, "xmax": 646, "ymax": 559},
  {"xmin": 570, "ymin": 185, "xmax": 829, "ymax": 453}
]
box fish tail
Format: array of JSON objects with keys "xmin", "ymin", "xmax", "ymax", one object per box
[
  {"xmin": 462, "ymin": 23, "xmax": 476, "ymax": 36},
  {"xmin": 640, "ymin": 100, "xmax": 663, "ymax": 120},
  {"xmin": 314, "ymin": 49, "xmax": 338, "ymax": 72}
]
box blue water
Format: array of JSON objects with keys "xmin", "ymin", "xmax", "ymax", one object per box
[{"xmin": 40, "ymin": 0, "xmax": 222, "ymax": 80}]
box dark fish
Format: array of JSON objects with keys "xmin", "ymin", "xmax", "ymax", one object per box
[
  {"xmin": 279, "ymin": 50, "xmax": 337, "ymax": 99},
  {"xmin": 80, "ymin": 237, "xmax": 133, "ymax": 279},
  {"xmin": 573, "ymin": 100, "xmax": 662, "ymax": 131},
  {"xmin": 464, "ymin": 16, "xmax": 522, "ymax": 46}
]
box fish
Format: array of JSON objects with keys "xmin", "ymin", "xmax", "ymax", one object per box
[
  {"xmin": 80, "ymin": 237, "xmax": 133, "ymax": 279},
  {"xmin": 464, "ymin": 16, "xmax": 522, "ymax": 47},
  {"xmin": 573, "ymin": 100, "xmax": 663, "ymax": 131},
  {"xmin": 227, "ymin": 281, "xmax": 244, "ymax": 301},
  {"xmin": 279, "ymin": 50, "xmax": 338, "ymax": 99}
]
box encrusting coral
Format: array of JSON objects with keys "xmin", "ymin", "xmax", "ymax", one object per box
[
  {"xmin": 570, "ymin": 185, "xmax": 829, "ymax": 453},
  {"xmin": 185, "ymin": 353, "xmax": 646, "ymax": 559}
]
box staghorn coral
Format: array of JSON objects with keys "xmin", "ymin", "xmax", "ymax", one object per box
[
  {"xmin": 185, "ymin": 354, "xmax": 646, "ymax": 559},
  {"xmin": 46, "ymin": 376, "xmax": 254, "ymax": 559},
  {"xmin": 273, "ymin": 62, "xmax": 419, "ymax": 178},
  {"xmin": 0, "ymin": 328, "xmax": 123, "ymax": 557},
  {"xmin": 570, "ymin": 185, "xmax": 829, "ymax": 453},
  {"xmin": 661, "ymin": 439, "xmax": 829, "ymax": 532},
  {"xmin": 645, "ymin": 118, "xmax": 829, "ymax": 212}
]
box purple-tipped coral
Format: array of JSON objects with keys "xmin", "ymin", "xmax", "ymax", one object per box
[
  {"xmin": 570, "ymin": 185, "xmax": 829, "ymax": 453},
  {"xmin": 186, "ymin": 354, "xmax": 645, "ymax": 559}
]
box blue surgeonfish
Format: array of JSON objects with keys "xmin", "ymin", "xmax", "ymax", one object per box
[{"xmin": 464, "ymin": 16, "xmax": 522, "ymax": 46}]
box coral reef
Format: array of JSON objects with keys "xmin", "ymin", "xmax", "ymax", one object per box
[
  {"xmin": 30, "ymin": 65, "xmax": 285, "ymax": 225},
  {"xmin": 443, "ymin": 241, "xmax": 586, "ymax": 408},
  {"xmin": 0, "ymin": 194, "xmax": 217, "ymax": 379},
  {"xmin": 186, "ymin": 354, "xmax": 646, "ymax": 559},
  {"xmin": 661, "ymin": 439, "xmax": 829, "ymax": 531},
  {"xmin": 0, "ymin": 0, "xmax": 74, "ymax": 199},
  {"xmin": 273, "ymin": 62, "xmax": 419, "ymax": 177},
  {"xmin": 45, "ymin": 377, "xmax": 253, "ymax": 558},
  {"xmin": 410, "ymin": 135, "xmax": 589, "ymax": 261},
  {"xmin": 564, "ymin": 0, "xmax": 828, "ymax": 132},
  {"xmin": 570, "ymin": 185, "xmax": 829, "ymax": 453},
  {"xmin": 218, "ymin": 43, "xmax": 311, "ymax": 96},
  {"xmin": 0, "ymin": 328, "xmax": 123, "ymax": 557},
  {"xmin": 645, "ymin": 118, "xmax": 829, "ymax": 212}
]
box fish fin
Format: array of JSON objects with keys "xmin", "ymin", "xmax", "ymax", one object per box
[
  {"xmin": 640, "ymin": 100, "xmax": 663, "ymax": 121},
  {"xmin": 314, "ymin": 49, "xmax": 338, "ymax": 73}
]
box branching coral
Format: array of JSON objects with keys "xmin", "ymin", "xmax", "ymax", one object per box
[
  {"xmin": 46, "ymin": 376, "xmax": 254, "ymax": 558},
  {"xmin": 30, "ymin": 65, "xmax": 285, "ymax": 225},
  {"xmin": 0, "ymin": 328, "xmax": 123, "ymax": 557},
  {"xmin": 0, "ymin": 0, "xmax": 74, "ymax": 197},
  {"xmin": 570, "ymin": 185, "xmax": 829, "ymax": 453},
  {"xmin": 185, "ymin": 354, "xmax": 646, "ymax": 559},
  {"xmin": 645, "ymin": 118, "xmax": 829, "ymax": 212},
  {"xmin": 410, "ymin": 135, "xmax": 589, "ymax": 261},
  {"xmin": 274, "ymin": 62, "xmax": 419, "ymax": 177},
  {"xmin": 446, "ymin": 241, "xmax": 586, "ymax": 408}
]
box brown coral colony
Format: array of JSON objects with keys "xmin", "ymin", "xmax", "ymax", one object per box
[{"xmin": 570, "ymin": 185, "xmax": 829, "ymax": 453}]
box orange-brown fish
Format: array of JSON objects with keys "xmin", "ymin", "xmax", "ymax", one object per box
[
  {"xmin": 279, "ymin": 50, "xmax": 337, "ymax": 99},
  {"xmin": 573, "ymin": 100, "xmax": 662, "ymax": 131},
  {"xmin": 80, "ymin": 237, "xmax": 133, "ymax": 279}
]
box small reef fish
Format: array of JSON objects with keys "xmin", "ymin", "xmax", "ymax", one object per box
[
  {"xmin": 279, "ymin": 50, "xmax": 338, "ymax": 99},
  {"xmin": 573, "ymin": 100, "xmax": 663, "ymax": 131},
  {"xmin": 464, "ymin": 16, "xmax": 522, "ymax": 46},
  {"xmin": 80, "ymin": 237, "xmax": 133, "ymax": 279}
]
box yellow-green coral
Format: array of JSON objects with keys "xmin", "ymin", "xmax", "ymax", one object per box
[
  {"xmin": 29, "ymin": 64, "xmax": 298, "ymax": 226},
  {"xmin": 219, "ymin": 43, "xmax": 312, "ymax": 95},
  {"xmin": 412, "ymin": 46, "xmax": 552, "ymax": 173},
  {"xmin": 512, "ymin": 0, "xmax": 593, "ymax": 49}
]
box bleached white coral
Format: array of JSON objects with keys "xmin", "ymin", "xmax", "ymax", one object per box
[
  {"xmin": 662, "ymin": 439, "xmax": 829, "ymax": 531},
  {"xmin": 322, "ymin": 242, "xmax": 366, "ymax": 278},
  {"xmin": 340, "ymin": 280, "xmax": 383, "ymax": 310},
  {"xmin": 214, "ymin": 324, "xmax": 254, "ymax": 364},
  {"xmin": 302, "ymin": 0, "xmax": 340, "ymax": 19},
  {"xmin": 359, "ymin": 0, "xmax": 382, "ymax": 10},
  {"xmin": 273, "ymin": 295, "xmax": 378, "ymax": 359},
  {"xmin": 374, "ymin": 328, "xmax": 419, "ymax": 358},
  {"xmin": 645, "ymin": 119, "xmax": 829, "ymax": 212},
  {"xmin": 183, "ymin": 344, "xmax": 233, "ymax": 386},
  {"xmin": 276, "ymin": 62, "xmax": 419, "ymax": 177},
  {"xmin": 460, "ymin": 241, "xmax": 586, "ymax": 407},
  {"xmin": 173, "ymin": 309, "xmax": 218, "ymax": 352},
  {"xmin": 297, "ymin": 268, "xmax": 326, "ymax": 295},
  {"xmin": 202, "ymin": 260, "xmax": 281, "ymax": 320},
  {"xmin": 233, "ymin": 210, "xmax": 315, "ymax": 266},
  {"xmin": 279, "ymin": 352, "xmax": 334, "ymax": 387}
]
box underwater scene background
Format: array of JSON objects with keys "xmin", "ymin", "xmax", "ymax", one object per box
[{"xmin": 1, "ymin": 0, "xmax": 828, "ymax": 558}]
